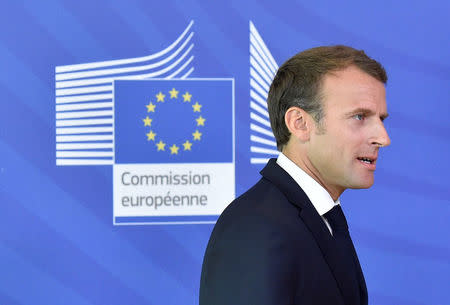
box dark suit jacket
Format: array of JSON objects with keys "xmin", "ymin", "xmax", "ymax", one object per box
[{"xmin": 200, "ymin": 159, "xmax": 367, "ymax": 305}]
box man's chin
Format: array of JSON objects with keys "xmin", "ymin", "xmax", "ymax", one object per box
[{"xmin": 348, "ymin": 178, "xmax": 375, "ymax": 189}]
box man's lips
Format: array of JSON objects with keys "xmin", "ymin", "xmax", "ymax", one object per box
[{"xmin": 357, "ymin": 156, "xmax": 377, "ymax": 170}]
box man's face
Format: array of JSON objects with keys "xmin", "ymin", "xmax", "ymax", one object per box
[{"xmin": 306, "ymin": 65, "xmax": 390, "ymax": 194}]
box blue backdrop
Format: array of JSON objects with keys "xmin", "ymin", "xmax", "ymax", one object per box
[{"xmin": 0, "ymin": 1, "xmax": 449, "ymax": 304}]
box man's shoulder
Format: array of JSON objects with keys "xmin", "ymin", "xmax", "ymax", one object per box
[
  {"xmin": 212, "ymin": 177, "xmax": 303, "ymax": 238},
  {"xmin": 224, "ymin": 177, "xmax": 287, "ymax": 215}
]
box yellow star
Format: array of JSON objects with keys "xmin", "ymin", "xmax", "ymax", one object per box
[
  {"xmin": 192, "ymin": 102, "xmax": 202, "ymax": 112},
  {"xmin": 156, "ymin": 91, "xmax": 165, "ymax": 102},
  {"xmin": 196, "ymin": 115, "xmax": 206, "ymax": 126},
  {"xmin": 146, "ymin": 130, "xmax": 156, "ymax": 141},
  {"xmin": 192, "ymin": 130, "xmax": 202, "ymax": 141},
  {"xmin": 169, "ymin": 88, "xmax": 179, "ymax": 99},
  {"xmin": 169, "ymin": 144, "xmax": 179, "ymax": 155},
  {"xmin": 143, "ymin": 116, "xmax": 152, "ymax": 126},
  {"xmin": 156, "ymin": 140, "xmax": 166, "ymax": 151},
  {"xmin": 183, "ymin": 140, "xmax": 192, "ymax": 151},
  {"xmin": 182, "ymin": 92, "xmax": 192, "ymax": 102},
  {"xmin": 146, "ymin": 102, "xmax": 156, "ymax": 112}
]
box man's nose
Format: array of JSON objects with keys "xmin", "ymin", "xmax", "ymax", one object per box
[{"xmin": 372, "ymin": 121, "xmax": 391, "ymax": 147}]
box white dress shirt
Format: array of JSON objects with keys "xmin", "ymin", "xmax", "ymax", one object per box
[{"xmin": 277, "ymin": 152, "xmax": 340, "ymax": 235}]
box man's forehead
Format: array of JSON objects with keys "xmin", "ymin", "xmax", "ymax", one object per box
[
  {"xmin": 333, "ymin": 98, "xmax": 389, "ymax": 118},
  {"xmin": 323, "ymin": 65, "xmax": 383, "ymax": 81},
  {"xmin": 322, "ymin": 67, "xmax": 385, "ymax": 91},
  {"xmin": 321, "ymin": 67, "xmax": 387, "ymax": 110}
]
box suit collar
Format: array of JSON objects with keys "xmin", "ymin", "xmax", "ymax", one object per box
[
  {"xmin": 260, "ymin": 159, "xmax": 310, "ymax": 210},
  {"xmin": 260, "ymin": 159, "xmax": 361, "ymax": 305},
  {"xmin": 276, "ymin": 152, "xmax": 339, "ymax": 216}
]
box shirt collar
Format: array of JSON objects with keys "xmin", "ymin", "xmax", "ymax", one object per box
[{"xmin": 276, "ymin": 152, "xmax": 340, "ymax": 216}]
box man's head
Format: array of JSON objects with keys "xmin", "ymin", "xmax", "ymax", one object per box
[{"xmin": 267, "ymin": 45, "xmax": 390, "ymax": 198}]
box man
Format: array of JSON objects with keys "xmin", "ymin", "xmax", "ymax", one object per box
[{"xmin": 200, "ymin": 45, "xmax": 390, "ymax": 305}]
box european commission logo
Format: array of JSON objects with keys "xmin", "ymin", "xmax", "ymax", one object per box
[
  {"xmin": 55, "ymin": 21, "xmax": 235, "ymax": 225},
  {"xmin": 114, "ymin": 79, "xmax": 232, "ymax": 164},
  {"xmin": 114, "ymin": 79, "xmax": 235, "ymax": 225}
]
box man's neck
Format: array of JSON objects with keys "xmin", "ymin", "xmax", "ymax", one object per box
[{"xmin": 281, "ymin": 148, "xmax": 344, "ymax": 201}]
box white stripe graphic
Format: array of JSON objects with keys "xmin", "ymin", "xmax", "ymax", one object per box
[
  {"xmin": 55, "ymin": 45, "xmax": 194, "ymax": 88},
  {"xmin": 56, "ymin": 127, "xmax": 114, "ymax": 135},
  {"xmin": 250, "ymin": 79, "xmax": 268, "ymax": 100},
  {"xmin": 56, "ymin": 102, "xmax": 113, "ymax": 112},
  {"xmin": 250, "ymin": 89, "xmax": 268, "ymax": 108},
  {"xmin": 57, "ymin": 159, "xmax": 114, "ymax": 165},
  {"xmin": 56, "ymin": 32, "xmax": 194, "ymax": 81},
  {"xmin": 56, "ymin": 135, "xmax": 114, "ymax": 142},
  {"xmin": 56, "ymin": 118, "xmax": 113, "ymax": 127},
  {"xmin": 167, "ymin": 55, "xmax": 194, "ymax": 79},
  {"xmin": 250, "ymin": 112, "xmax": 271, "ymax": 128},
  {"xmin": 250, "ymin": 158, "xmax": 271, "ymax": 164},
  {"xmin": 56, "ymin": 85, "xmax": 112, "ymax": 96},
  {"xmin": 250, "ymin": 67, "xmax": 270, "ymax": 92},
  {"xmin": 249, "ymin": 22, "xmax": 279, "ymax": 164},
  {"xmin": 56, "ymin": 151, "xmax": 114, "ymax": 158},
  {"xmin": 55, "ymin": 21, "xmax": 195, "ymax": 165},
  {"xmin": 250, "ymin": 123, "xmax": 275, "ymax": 138},
  {"xmin": 250, "ymin": 22, "xmax": 278, "ymax": 73},
  {"xmin": 250, "ymin": 101, "xmax": 269, "ymax": 118},
  {"xmin": 181, "ymin": 67, "xmax": 194, "ymax": 79},
  {"xmin": 56, "ymin": 110, "xmax": 113, "ymax": 119},
  {"xmin": 56, "ymin": 94, "xmax": 113, "ymax": 104},
  {"xmin": 250, "ymin": 146, "xmax": 280, "ymax": 155},
  {"xmin": 56, "ymin": 20, "xmax": 194, "ymax": 73},
  {"xmin": 250, "ymin": 34, "xmax": 277, "ymax": 76},
  {"xmin": 250, "ymin": 52, "xmax": 273, "ymax": 85},
  {"xmin": 56, "ymin": 143, "xmax": 114, "ymax": 150},
  {"xmin": 250, "ymin": 135, "xmax": 277, "ymax": 147}
]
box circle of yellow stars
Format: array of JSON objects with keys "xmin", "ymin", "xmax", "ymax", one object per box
[{"xmin": 142, "ymin": 88, "xmax": 206, "ymax": 155}]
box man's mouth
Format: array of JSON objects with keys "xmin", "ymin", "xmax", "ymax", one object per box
[
  {"xmin": 357, "ymin": 156, "xmax": 377, "ymax": 170},
  {"xmin": 357, "ymin": 157, "xmax": 375, "ymax": 164}
]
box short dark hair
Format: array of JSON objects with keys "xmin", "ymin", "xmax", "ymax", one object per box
[{"xmin": 267, "ymin": 45, "xmax": 387, "ymax": 150}]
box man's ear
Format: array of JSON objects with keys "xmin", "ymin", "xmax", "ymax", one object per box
[{"xmin": 284, "ymin": 106, "xmax": 310, "ymax": 142}]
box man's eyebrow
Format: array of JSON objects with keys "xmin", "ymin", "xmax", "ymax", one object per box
[
  {"xmin": 346, "ymin": 107, "xmax": 373, "ymax": 116},
  {"xmin": 346, "ymin": 107, "xmax": 389, "ymax": 121}
]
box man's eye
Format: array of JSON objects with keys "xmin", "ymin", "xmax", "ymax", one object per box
[{"xmin": 354, "ymin": 114, "xmax": 364, "ymax": 121}]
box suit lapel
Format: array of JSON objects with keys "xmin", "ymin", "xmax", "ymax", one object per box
[
  {"xmin": 350, "ymin": 237, "xmax": 368, "ymax": 305},
  {"xmin": 261, "ymin": 159, "xmax": 361, "ymax": 305},
  {"xmin": 298, "ymin": 205, "xmax": 361, "ymax": 305}
]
